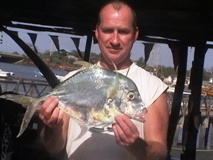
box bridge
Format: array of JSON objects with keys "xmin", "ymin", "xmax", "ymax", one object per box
[
  {"xmin": 0, "ymin": 76, "xmax": 51, "ymax": 97},
  {"xmin": 0, "ymin": 52, "xmax": 24, "ymax": 63}
]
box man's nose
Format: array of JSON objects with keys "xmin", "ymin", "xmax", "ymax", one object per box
[{"xmin": 111, "ymin": 32, "xmax": 120, "ymax": 46}]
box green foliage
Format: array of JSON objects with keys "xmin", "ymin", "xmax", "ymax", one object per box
[
  {"xmin": 203, "ymin": 68, "xmax": 211, "ymax": 81},
  {"xmin": 135, "ymin": 58, "xmax": 212, "ymax": 82},
  {"xmin": 22, "ymin": 54, "xmax": 30, "ymax": 60},
  {"xmin": 90, "ymin": 52, "xmax": 100, "ymax": 64},
  {"xmin": 20, "ymin": 51, "xmax": 213, "ymax": 82},
  {"xmin": 160, "ymin": 66, "xmax": 177, "ymax": 77},
  {"xmin": 49, "ymin": 52, "xmax": 61, "ymax": 63},
  {"xmin": 53, "ymin": 52, "xmax": 75, "ymax": 64},
  {"xmin": 135, "ymin": 57, "xmax": 146, "ymax": 68}
]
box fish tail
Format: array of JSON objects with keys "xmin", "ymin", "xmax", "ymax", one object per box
[
  {"xmin": 16, "ymin": 97, "xmax": 42, "ymax": 137},
  {"xmin": 0, "ymin": 93, "xmax": 34, "ymax": 109},
  {"xmin": 16, "ymin": 104, "xmax": 37, "ymax": 137}
]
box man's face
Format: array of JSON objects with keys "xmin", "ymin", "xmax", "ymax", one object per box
[{"xmin": 95, "ymin": 4, "xmax": 138, "ymax": 66}]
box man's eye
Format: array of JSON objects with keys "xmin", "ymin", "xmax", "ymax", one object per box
[
  {"xmin": 102, "ymin": 29, "xmax": 113, "ymax": 34},
  {"xmin": 118, "ymin": 30, "xmax": 130, "ymax": 35}
]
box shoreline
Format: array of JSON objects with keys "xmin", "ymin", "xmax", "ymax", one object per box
[{"xmin": 14, "ymin": 59, "xmax": 78, "ymax": 72}]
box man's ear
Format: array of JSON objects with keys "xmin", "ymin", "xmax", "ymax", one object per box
[
  {"xmin": 134, "ymin": 27, "xmax": 139, "ymax": 41},
  {"xmin": 95, "ymin": 26, "xmax": 99, "ymax": 40}
]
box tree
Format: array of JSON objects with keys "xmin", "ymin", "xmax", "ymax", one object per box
[
  {"xmin": 204, "ymin": 67, "xmax": 213, "ymax": 81},
  {"xmin": 135, "ymin": 57, "xmax": 146, "ymax": 68}
]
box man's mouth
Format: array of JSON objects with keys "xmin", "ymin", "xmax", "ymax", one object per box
[{"xmin": 107, "ymin": 48, "xmax": 122, "ymax": 53}]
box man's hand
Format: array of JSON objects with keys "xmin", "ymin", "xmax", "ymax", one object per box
[
  {"xmin": 112, "ymin": 114, "xmax": 139, "ymax": 146},
  {"xmin": 39, "ymin": 96, "xmax": 64, "ymax": 129},
  {"xmin": 113, "ymin": 114, "xmax": 148, "ymax": 160},
  {"xmin": 39, "ymin": 96, "xmax": 69, "ymax": 154},
  {"xmin": 112, "ymin": 93, "xmax": 169, "ymax": 160}
]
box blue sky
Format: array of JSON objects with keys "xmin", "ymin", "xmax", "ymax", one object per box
[{"xmin": 0, "ymin": 28, "xmax": 212, "ymax": 70}]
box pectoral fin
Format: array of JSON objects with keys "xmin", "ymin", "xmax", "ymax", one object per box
[{"xmin": 73, "ymin": 123, "xmax": 88, "ymax": 141}]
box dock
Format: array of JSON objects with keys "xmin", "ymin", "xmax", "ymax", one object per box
[
  {"xmin": 0, "ymin": 76, "xmax": 53, "ymax": 160},
  {"xmin": 167, "ymin": 89, "xmax": 213, "ymax": 156}
]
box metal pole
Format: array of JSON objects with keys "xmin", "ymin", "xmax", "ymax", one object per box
[
  {"xmin": 84, "ymin": 34, "xmax": 92, "ymax": 62},
  {"xmin": 167, "ymin": 43, "xmax": 188, "ymax": 156},
  {"xmin": 181, "ymin": 40, "xmax": 207, "ymax": 160}
]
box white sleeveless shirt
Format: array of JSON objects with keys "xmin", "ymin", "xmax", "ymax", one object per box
[{"xmin": 63, "ymin": 62, "xmax": 168, "ymax": 160}]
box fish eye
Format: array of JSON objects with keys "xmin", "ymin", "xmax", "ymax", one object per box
[
  {"xmin": 127, "ymin": 92, "xmax": 135, "ymax": 100},
  {"xmin": 107, "ymin": 98, "xmax": 113, "ymax": 104}
]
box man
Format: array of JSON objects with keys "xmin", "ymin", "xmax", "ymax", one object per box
[{"xmin": 39, "ymin": 0, "xmax": 169, "ymax": 159}]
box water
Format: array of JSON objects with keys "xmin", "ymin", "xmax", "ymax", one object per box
[{"xmin": 0, "ymin": 62, "xmax": 69, "ymax": 80}]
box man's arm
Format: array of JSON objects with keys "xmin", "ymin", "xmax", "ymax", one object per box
[
  {"xmin": 143, "ymin": 92, "xmax": 169, "ymax": 160},
  {"xmin": 113, "ymin": 92, "xmax": 169, "ymax": 160},
  {"xmin": 39, "ymin": 96, "xmax": 70, "ymax": 154}
]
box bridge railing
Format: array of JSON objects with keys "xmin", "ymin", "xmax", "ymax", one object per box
[
  {"xmin": 0, "ymin": 76, "xmax": 51, "ymax": 97},
  {"xmin": 167, "ymin": 91, "xmax": 213, "ymax": 150}
]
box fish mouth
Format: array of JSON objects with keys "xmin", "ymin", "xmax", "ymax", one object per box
[{"xmin": 132, "ymin": 107, "xmax": 148, "ymax": 122}]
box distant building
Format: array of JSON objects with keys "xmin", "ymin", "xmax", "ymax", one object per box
[{"xmin": 209, "ymin": 78, "xmax": 213, "ymax": 84}]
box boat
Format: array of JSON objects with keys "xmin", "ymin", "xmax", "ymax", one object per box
[
  {"xmin": 0, "ymin": 69, "xmax": 14, "ymax": 77},
  {"xmin": 34, "ymin": 70, "xmax": 44, "ymax": 78}
]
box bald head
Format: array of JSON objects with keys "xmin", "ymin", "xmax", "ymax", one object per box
[{"xmin": 97, "ymin": 0, "xmax": 137, "ymax": 30}]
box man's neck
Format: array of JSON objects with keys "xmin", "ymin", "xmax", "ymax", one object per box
[{"xmin": 99, "ymin": 60, "xmax": 132, "ymax": 70}]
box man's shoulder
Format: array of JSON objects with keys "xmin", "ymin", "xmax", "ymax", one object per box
[
  {"xmin": 131, "ymin": 62, "xmax": 167, "ymax": 88},
  {"xmin": 131, "ymin": 63, "xmax": 154, "ymax": 77}
]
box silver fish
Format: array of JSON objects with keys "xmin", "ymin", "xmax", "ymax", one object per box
[{"xmin": 0, "ymin": 65, "xmax": 147, "ymax": 139}]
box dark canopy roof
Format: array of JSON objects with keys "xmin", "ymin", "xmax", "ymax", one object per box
[{"xmin": 1, "ymin": 0, "xmax": 213, "ymax": 46}]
